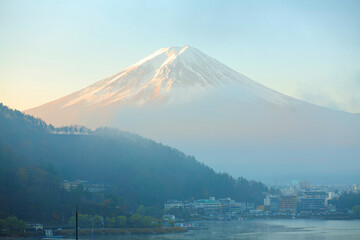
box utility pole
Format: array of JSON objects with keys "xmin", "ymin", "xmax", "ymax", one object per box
[
  {"xmin": 76, "ymin": 205, "xmax": 78, "ymax": 240},
  {"xmin": 91, "ymin": 215, "xmax": 94, "ymax": 240}
]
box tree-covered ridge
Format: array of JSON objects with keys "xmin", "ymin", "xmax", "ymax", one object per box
[
  {"xmin": 0, "ymin": 103, "xmax": 49, "ymax": 131},
  {"xmin": 330, "ymin": 192, "xmax": 360, "ymax": 211},
  {"xmin": 0, "ymin": 103, "xmax": 268, "ymax": 223}
]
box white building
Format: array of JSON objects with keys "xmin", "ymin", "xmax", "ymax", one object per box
[
  {"xmin": 192, "ymin": 198, "xmax": 222, "ymax": 210},
  {"xmin": 164, "ymin": 200, "xmax": 184, "ymax": 210}
]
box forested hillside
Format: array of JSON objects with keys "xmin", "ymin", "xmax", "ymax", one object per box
[{"xmin": 0, "ymin": 103, "xmax": 267, "ymax": 222}]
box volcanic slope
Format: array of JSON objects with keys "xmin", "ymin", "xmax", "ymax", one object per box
[{"xmin": 26, "ymin": 46, "xmax": 360, "ymax": 183}]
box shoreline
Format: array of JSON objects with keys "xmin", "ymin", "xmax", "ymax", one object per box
[
  {"xmin": 174, "ymin": 214, "xmax": 360, "ymax": 223},
  {"xmin": 54, "ymin": 226, "xmax": 186, "ymax": 236},
  {"xmin": 2, "ymin": 219, "xmax": 360, "ymax": 239},
  {"xmin": 0, "ymin": 227, "xmax": 186, "ymax": 239}
]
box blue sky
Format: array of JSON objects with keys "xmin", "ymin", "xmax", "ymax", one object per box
[{"xmin": 0, "ymin": 0, "xmax": 359, "ymax": 112}]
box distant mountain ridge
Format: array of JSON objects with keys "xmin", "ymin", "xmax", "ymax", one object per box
[{"xmin": 24, "ymin": 46, "xmax": 360, "ymax": 183}]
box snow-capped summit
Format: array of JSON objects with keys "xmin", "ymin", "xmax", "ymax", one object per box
[
  {"xmin": 25, "ymin": 45, "xmax": 358, "ymax": 128},
  {"xmin": 29, "ymin": 45, "xmax": 292, "ymax": 114}
]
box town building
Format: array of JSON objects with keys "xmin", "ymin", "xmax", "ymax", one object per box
[
  {"xmin": 297, "ymin": 180, "xmax": 311, "ymax": 191},
  {"xmin": 63, "ymin": 180, "xmax": 87, "ymax": 191},
  {"xmin": 28, "ymin": 223, "xmax": 43, "ymax": 231},
  {"xmin": 163, "ymin": 197, "xmax": 252, "ymax": 216},
  {"xmin": 63, "ymin": 180, "xmax": 111, "ymax": 192},
  {"xmin": 264, "ymin": 195, "xmax": 279, "ymax": 212},
  {"xmin": 297, "ymin": 191, "xmax": 326, "ymax": 213},
  {"xmin": 85, "ymin": 183, "xmax": 112, "ymax": 192},
  {"xmin": 192, "ymin": 198, "xmax": 222, "ymax": 211},
  {"xmin": 162, "ymin": 215, "xmax": 175, "ymax": 221},
  {"xmin": 279, "ymin": 195, "xmax": 297, "ymax": 213},
  {"xmin": 164, "ymin": 200, "xmax": 184, "ymax": 210}
]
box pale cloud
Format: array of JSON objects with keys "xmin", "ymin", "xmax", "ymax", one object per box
[{"xmin": 294, "ymin": 73, "xmax": 360, "ymax": 113}]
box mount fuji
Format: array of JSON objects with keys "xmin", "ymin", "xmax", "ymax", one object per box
[{"xmin": 26, "ymin": 46, "xmax": 360, "ymax": 183}]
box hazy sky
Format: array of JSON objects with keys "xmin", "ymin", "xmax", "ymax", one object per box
[{"xmin": 1, "ymin": 0, "xmax": 359, "ymax": 112}]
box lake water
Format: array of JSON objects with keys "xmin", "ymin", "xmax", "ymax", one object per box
[{"xmin": 95, "ymin": 219, "xmax": 360, "ymax": 240}]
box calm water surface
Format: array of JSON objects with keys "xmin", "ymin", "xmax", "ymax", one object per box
[{"xmin": 85, "ymin": 219, "xmax": 360, "ymax": 240}]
